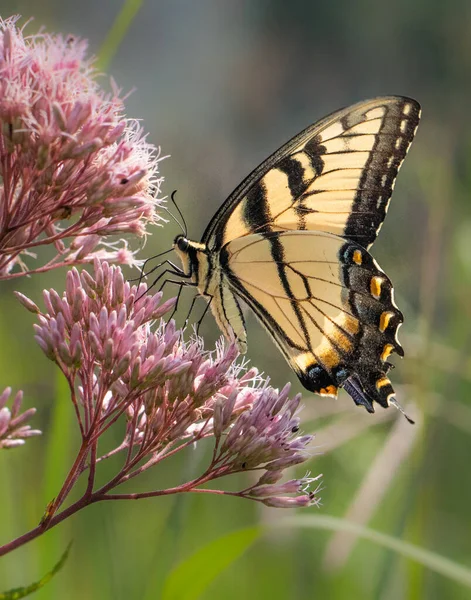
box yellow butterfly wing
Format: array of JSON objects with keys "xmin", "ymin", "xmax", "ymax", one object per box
[
  {"xmin": 172, "ymin": 96, "xmax": 420, "ymax": 413},
  {"xmin": 202, "ymin": 96, "xmax": 420, "ymax": 251},
  {"xmin": 219, "ymin": 230, "xmax": 403, "ymax": 413}
]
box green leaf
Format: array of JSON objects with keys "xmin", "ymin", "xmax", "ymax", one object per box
[
  {"xmin": 96, "ymin": 0, "xmax": 144, "ymax": 71},
  {"xmin": 0, "ymin": 543, "xmax": 72, "ymax": 599},
  {"xmin": 161, "ymin": 526, "xmax": 262, "ymax": 600},
  {"xmin": 279, "ymin": 515, "xmax": 471, "ymax": 589}
]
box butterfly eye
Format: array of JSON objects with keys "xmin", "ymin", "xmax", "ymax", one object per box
[{"xmin": 174, "ymin": 235, "xmax": 189, "ymax": 252}]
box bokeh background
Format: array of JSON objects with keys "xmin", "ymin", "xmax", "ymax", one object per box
[{"xmin": 1, "ymin": 1, "xmax": 471, "ymax": 598}]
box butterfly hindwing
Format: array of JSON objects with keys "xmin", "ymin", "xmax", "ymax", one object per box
[
  {"xmin": 220, "ymin": 231, "xmax": 403, "ymax": 412},
  {"xmin": 203, "ymin": 96, "xmax": 420, "ymax": 251}
]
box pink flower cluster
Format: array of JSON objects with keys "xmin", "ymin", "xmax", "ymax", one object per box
[
  {"xmin": 16, "ymin": 260, "xmax": 319, "ymax": 509},
  {"xmin": 0, "ymin": 15, "xmax": 321, "ymax": 564},
  {"xmin": 0, "ymin": 16, "xmax": 163, "ymax": 278},
  {"xmin": 0, "ymin": 387, "xmax": 41, "ymax": 449}
]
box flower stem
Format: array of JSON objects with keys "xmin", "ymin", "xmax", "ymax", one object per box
[
  {"xmin": 0, "ymin": 493, "xmax": 89, "ymax": 557},
  {"xmin": 41, "ymin": 441, "xmax": 90, "ymax": 524},
  {"xmin": 0, "ymin": 469, "xmax": 227, "ymax": 557}
]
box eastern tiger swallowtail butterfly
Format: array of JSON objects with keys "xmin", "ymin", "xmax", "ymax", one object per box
[{"xmin": 168, "ymin": 96, "xmax": 420, "ymax": 417}]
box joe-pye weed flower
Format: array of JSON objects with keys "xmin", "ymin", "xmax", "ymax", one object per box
[
  {"xmin": 0, "ymin": 17, "xmax": 320, "ymax": 562},
  {"xmin": 0, "ymin": 16, "xmax": 163, "ymax": 278},
  {"xmin": 0, "ymin": 260, "xmax": 320, "ymax": 555}
]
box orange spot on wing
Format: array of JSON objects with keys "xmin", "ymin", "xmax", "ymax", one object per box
[
  {"xmin": 353, "ymin": 249, "xmax": 363, "ymax": 265},
  {"xmin": 376, "ymin": 376, "xmax": 391, "ymax": 390},
  {"xmin": 319, "ymin": 385, "xmax": 338, "ymax": 397},
  {"xmin": 370, "ymin": 276, "xmax": 383, "ymax": 299},
  {"xmin": 379, "ymin": 311, "xmax": 394, "ymax": 332},
  {"xmin": 381, "ymin": 344, "xmax": 394, "ymax": 361}
]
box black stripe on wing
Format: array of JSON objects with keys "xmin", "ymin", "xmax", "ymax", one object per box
[{"xmin": 343, "ymin": 97, "xmax": 421, "ymax": 248}]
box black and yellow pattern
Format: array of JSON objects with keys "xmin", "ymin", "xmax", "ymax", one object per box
[
  {"xmin": 203, "ymin": 96, "xmax": 420, "ymax": 250},
  {"xmin": 172, "ymin": 96, "xmax": 421, "ymax": 415},
  {"xmin": 220, "ymin": 231, "xmax": 404, "ymax": 413}
]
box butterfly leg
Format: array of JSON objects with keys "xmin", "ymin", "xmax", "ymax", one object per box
[
  {"xmin": 130, "ymin": 249, "xmax": 175, "ymax": 285},
  {"xmin": 144, "ymin": 260, "xmax": 186, "ymax": 282},
  {"xmin": 146, "ymin": 266, "xmax": 189, "ymax": 293},
  {"xmin": 163, "ymin": 279, "xmax": 185, "ymax": 321},
  {"xmin": 176, "ymin": 292, "xmax": 212, "ymax": 334},
  {"xmin": 159, "ymin": 277, "xmax": 197, "ymax": 321},
  {"xmin": 132, "ymin": 256, "xmax": 187, "ymax": 301},
  {"xmin": 134, "ymin": 264, "xmax": 191, "ymax": 305},
  {"xmin": 184, "ymin": 293, "xmax": 200, "ymax": 327},
  {"xmin": 195, "ymin": 296, "xmax": 213, "ymax": 337}
]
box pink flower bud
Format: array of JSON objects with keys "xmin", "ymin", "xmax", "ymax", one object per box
[
  {"xmin": 0, "ymin": 387, "xmax": 41, "ymax": 449},
  {"xmin": 0, "ymin": 408, "xmax": 11, "ymax": 436},
  {"xmin": 14, "ymin": 292, "xmax": 40, "ymax": 314},
  {"xmin": 261, "ymin": 494, "xmax": 317, "ymax": 508}
]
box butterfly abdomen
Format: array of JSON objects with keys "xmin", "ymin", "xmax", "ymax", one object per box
[{"xmin": 173, "ymin": 237, "xmax": 248, "ymax": 353}]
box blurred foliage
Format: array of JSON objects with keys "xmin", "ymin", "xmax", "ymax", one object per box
[
  {"xmin": 1, "ymin": 1, "xmax": 471, "ymax": 599},
  {"xmin": 0, "ymin": 543, "xmax": 71, "ymax": 599}
]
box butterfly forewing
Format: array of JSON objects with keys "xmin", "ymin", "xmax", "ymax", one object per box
[{"xmin": 203, "ymin": 96, "xmax": 420, "ymax": 251}]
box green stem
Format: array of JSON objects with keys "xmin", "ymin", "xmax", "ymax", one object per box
[{"xmin": 96, "ymin": 0, "xmax": 145, "ymax": 71}]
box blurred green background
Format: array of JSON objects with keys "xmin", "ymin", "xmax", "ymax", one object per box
[{"xmin": 1, "ymin": 1, "xmax": 471, "ymax": 598}]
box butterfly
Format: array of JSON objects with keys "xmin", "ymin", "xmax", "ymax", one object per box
[{"xmin": 168, "ymin": 96, "xmax": 421, "ymax": 417}]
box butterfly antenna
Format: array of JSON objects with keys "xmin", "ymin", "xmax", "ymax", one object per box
[
  {"xmin": 150, "ymin": 179, "xmax": 185, "ymax": 235},
  {"xmin": 389, "ymin": 397, "xmax": 415, "ymax": 425},
  {"xmin": 170, "ymin": 190, "xmax": 188, "ymax": 237},
  {"xmin": 162, "ymin": 205, "xmax": 185, "ymax": 235}
]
